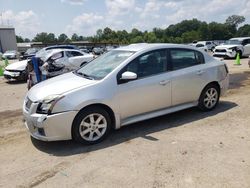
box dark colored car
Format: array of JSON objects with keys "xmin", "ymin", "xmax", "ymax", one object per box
[{"xmin": 20, "ymin": 48, "xmax": 40, "ymax": 60}]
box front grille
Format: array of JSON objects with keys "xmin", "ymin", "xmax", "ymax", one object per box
[
  {"xmin": 5, "ymin": 69, "xmax": 22, "ymax": 72},
  {"xmin": 25, "ymin": 98, "xmax": 32, "ymax": 110},
  {"xmin": 215, "ymin": 49, "xmax": 226, "ymax": 53}
]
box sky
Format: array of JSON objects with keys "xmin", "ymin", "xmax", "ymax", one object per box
[{"xmin": 0, "ymin": 0, "xmax": 250, "ymax": 39}]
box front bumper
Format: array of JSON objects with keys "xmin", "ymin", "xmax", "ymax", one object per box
[
  {"xmin": 4, "ymin": 70, "xmax": 22, "ymax": 80},
  {"xmin": 213, "ymin": 50, "xmax": 236, "ymax": 58},
  {"xmin": 23, "ymin": 101, "xmax": 78, "ymax": 141}
]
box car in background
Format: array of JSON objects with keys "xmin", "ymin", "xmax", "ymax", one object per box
[
  {"xmin": 3, "ymin": 60, "xmax": 28, "ymax": 81},
  {"xmin": 19, "ymin": 48, "xmax": 40, "ymax": 60},
  {"xmin": 92, "ymin": 47, "xmax": 104, "ymax": 55},
  {"xmin": 40, "ymin": 49, "xmax": 95, "ymax": 70},
  {"xmin": 35, "ymin": 45, "xmax": 79, "ymax": 58},
  {"xmin": 213, "ymin": 37, "xmax": 250, "ymax": 58},
  {"xmin": 2, "ymin": 50, "xmax": 19, "ymax": 59},
  {"xmin": 26, "ymin": 49, "xmax": 95, "ymax": 87},
  {"xmin": 23, "ymin": 43, "xmax": 229, "ymax": 144},
  {"xmin": 195, "ymin": 43, "xmax": 208, "ymax": 52},
  {"xmin": 4, "ymin": 48, "xmax": 93, "ymax": 82}
]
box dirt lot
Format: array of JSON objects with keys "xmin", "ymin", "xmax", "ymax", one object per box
[{"xmin": 0, "ymin": 58, "xmax": 250, "ymax": 188}]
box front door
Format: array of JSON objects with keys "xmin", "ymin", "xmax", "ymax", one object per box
[{"xmin": 115, "ymin": 49, "xmax": 172, "ymax": 121}]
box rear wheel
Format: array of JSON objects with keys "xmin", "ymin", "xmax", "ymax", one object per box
[
  {"xmin": 198, "ymin": 84, "xmax": 220, "ymax": 111},
  {"xmin": 72, "ymin": 107, "xmax": 111, "ymax": 144}
]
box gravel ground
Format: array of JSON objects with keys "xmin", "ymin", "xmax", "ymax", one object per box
[{"xmin": 0, "ymin": 58, "xmax": 249, "ymax": 188}]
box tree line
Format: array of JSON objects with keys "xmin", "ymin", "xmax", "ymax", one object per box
[{"xmin": 16, "ymin": 15, "xmax": 250, "ymax": 44}]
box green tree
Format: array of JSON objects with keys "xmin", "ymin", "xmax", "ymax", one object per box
[
  {"xmin": 16, "ymin": 35, "xmax": 24, "ymax": 43},
  {"xmin": 225, "ymin": 15, "xmax": 245, "ymax": 28},
  {"xmin": 33, "ymin": 32, "xmax": 57, "ymax": 43},
  {"xmin": 182, "ymin": 31, "xmax": 200, "ymax": 43},
  {"xmin": 24, "ymin": 38, "xmax": 31, "ymax": 42},
  {"xmin": 58, "ymin": 33, "xmax": 69, "ymax": 43},
  {"xmin": 71, "ymin": 33, "xmax": 80, "ymax": 41},
  {"xmin": 237, "ymin": 24, "xmax": 250, "ymax": 36}
]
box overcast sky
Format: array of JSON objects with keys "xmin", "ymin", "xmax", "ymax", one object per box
[{"xmin": 0, "ymin": 0, "xmax": 250, "ymax": 39}]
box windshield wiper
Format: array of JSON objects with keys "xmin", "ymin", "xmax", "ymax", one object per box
[{"xmin": 75, "ymin": 71, "xmax": 95, "ymax": 80}]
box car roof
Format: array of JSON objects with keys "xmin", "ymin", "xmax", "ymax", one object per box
[
  {"xmin": 44, "ymin": 45, "xmax": 78, "ymax": 50},
  {"xmin": 42, "ymin": 49, "xmax": 83, "ymax": 61},
  {"xmin": 115, "ymin": 43, "xmax": 198, "ymax": 52},
  {"xmin": 230, "ymin": 37, "xmax": 250, "ymax": 41}
]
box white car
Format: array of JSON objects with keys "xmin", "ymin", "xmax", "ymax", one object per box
[
  {"xmin": 195, "ymin": 43, "xmax": 208, "ymax": 52},
  {"xmin": 39, "ymin": 49, "xmax": 94, "ymax": 70},
  {"xmin": 4, "ymin": 49, "xmax": 94, "ymax": 81},
  {"xmin": 23, "ymin": 43, "xmax": 229, "ymax": 144},
  {"xmin": 213, "ymin": 37, "xmax": 250, "ymax": 58},
  {"xmin": 2, "ymin": 50, "xmax": 19, "ymax": 59},
  {"xmin": 3, "ymin": 60, "xmax": 28, "ymax": 81}
]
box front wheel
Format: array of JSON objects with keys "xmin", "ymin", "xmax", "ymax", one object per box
[
  {"xmin": 198, "ymin": 84, "xmax": 220, "ymax": 111},
  {"xmin": 72, "ymin": 107, "xmax": 111, "ymax": 144}
]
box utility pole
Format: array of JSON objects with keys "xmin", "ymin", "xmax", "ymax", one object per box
[{"xmin": 0, "ymin": 12, "xmax": 3, "ymax": 26}]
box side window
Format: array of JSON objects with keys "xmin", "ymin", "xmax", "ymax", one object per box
[
  {"xmin": 125, "ymin": 49, "xmax": 167, "ymax": 79},
  {"xmin": 71, "ymin": 51, "xmax": 83, "ymax": 56},
  {"xmin": 242, "ymin": 40, "xmax": 247, "ymax": 46},
  {"xmin": 51, "ymin": 52, "xmax": 64, "ymax": 60},
  {"xmin": 170, "ymin": 49, "xmax": 204, "ymax": 70},
  {"xmin": 66, "ymin": 51, "xmax": 73, "ymax": 57}
]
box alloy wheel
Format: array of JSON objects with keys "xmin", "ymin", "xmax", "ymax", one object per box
[
  {"xmin": 79, "ymin": 113, "xmax": 107, "ymax": 141},
  {"xmin": 203, "ymin": 88, "xmax": 218, "ymax": 109}
]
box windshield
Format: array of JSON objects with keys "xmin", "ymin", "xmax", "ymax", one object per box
[
  {"xmin": 76, "ymin": 50, "xmax": 134, "ymax": 80},
  {"xmin": 225, "ymin": 40, "xmax": 242, "ymax": 45},
  {"xmin": 25, "ymin": 48, "xmax": 37, "ymax": 54}
]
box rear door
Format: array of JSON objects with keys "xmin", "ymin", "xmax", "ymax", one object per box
[
  {"xmin": 66, "ymin": 51, "xmax": 84, "ymax": 69},
  {"xmin": 169, "ymin": 48, "xmax": 208, "ymax": 106}
]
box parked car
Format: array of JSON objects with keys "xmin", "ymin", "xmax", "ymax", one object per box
[
  {"xmin": 198, "ymin": 41, "xmax": 216, "ymax": 51},
  {"xmin": 195, "ymin": 43, "xmax": 208, "ymax": 52},
  {"xmin": 19, "ymin": 48, "xmax": 39, "ymax": 60},
  {"xmin": 23, "ymin": 43, "xmax": 229, "ymax": 144},
  {"xmin": 3, "ymin": 60, "xmax": 28, "ymax": 81},
  {"xmin": 27, "ymin": 49, "xmax": 95, "ymax": 87},
  {"xmin": 2, "ymin": 50, "xmax": 19, "ymax": 59},
  {"xmin": 92, "ymin": 47, "xmax": 104, "ymax": 55},
  {"xmin": 213, "ymin": 37, "xmax": 250, "ymax": 58},
  {"xmin": 3, "ymin": 47, "xmax": 86, "ymax": 82}
]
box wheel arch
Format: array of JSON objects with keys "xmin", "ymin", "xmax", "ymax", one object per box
[
  {"xmin": 71, "ymin": 103, "xmax": 116, "ymax": 139},
  {"xmin": 201, "ymin": 81, "xmax": 221, "ymax": 97}
]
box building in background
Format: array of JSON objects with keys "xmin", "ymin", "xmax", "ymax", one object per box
[{"xmin": 0, "ymin": 26, "xmax": 17, "ymax": 53}]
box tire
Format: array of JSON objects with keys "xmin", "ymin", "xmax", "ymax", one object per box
[
  {"xmin": 198, "ymin": 84, "xmax": 220, "ymax": 111},
  {"xmin": 72, "ymin": 106, "xmax": 111, "ymax": 144}
]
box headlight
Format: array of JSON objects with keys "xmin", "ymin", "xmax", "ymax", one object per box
[
  {"xmin": 36, "ymin": 94, "xmax": 64, "ymax": 114},
  {"xmin": 228, "ymin": 47, "xmax": 236, "ymax": 51}
]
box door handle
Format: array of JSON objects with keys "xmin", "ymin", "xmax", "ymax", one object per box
[
  {"xmin": 159, "ymin": 80, "xmax": 170, "ymax": 85},
  {"xmin": 196, "ymin": 70, "xmax": 205, "ymax": 75}
]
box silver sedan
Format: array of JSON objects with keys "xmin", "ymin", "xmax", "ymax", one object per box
[{"xmin": 23, "ymin": 43, "xmax": 229, "ymax": 144}]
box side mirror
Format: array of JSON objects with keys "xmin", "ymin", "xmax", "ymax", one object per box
[{"xmin": 120, "ymin": 71, "xmax": 137, "ymax": 81}]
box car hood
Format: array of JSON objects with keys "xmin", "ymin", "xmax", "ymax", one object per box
[
  {"xmin": 5, "ymin": 60, "xmax": 28, "ymax": 71},
  {"xmin": 27, "ymin": 72, "xmax": 96, "ymax": 102},
  {"xmin": 215, "ymin": 44, "xmax": 240, "ymax": 49},
  {"xmin": 3, "ymin": 53, "xmax": 15, "ymax": 56}
]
